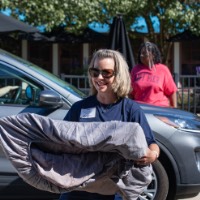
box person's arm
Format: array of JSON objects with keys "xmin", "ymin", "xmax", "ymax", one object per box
[
  {"xmin": 162, "ymin": 65, "xmax": 177, "ymax": 108},
  {"xmin": 0, "ymin": 86, "xmax": 19, "ymax": 97},
  {"xmin": 137, "ymin": 143, "xmax": 160, "ymax": 165},
  {"xmin": 148, "ymin": 143, "xmax": 160, "ymax": 160},
  {"xmin": 169, "ymin": 92, "xmax": 177, "ymax": 108},
  {"xmin": 131, "ymin": 105, "xmax": 160, "ymax": 165}
]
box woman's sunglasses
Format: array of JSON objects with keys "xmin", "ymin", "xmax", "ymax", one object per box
[{"xmin": 89, "ymin": 68, "xmax": 115, "ymax": 78}]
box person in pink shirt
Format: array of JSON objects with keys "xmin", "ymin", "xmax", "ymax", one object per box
[{"xmin": 131, "ymin": 41, "xmax": 177, "ymax": 107}]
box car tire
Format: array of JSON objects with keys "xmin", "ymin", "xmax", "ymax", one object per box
[
  {"xmin": 140, "ymin": 160, "xmax": 169, "ymax": 200},
  {"xmin": 152, "ymin": 160, "xmax": 169, "ymax": 200}
]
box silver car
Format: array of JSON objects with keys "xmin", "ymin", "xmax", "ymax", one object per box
[{"xmin": 0, "ymin": 49, "xmax": 200, "ymax": 200}]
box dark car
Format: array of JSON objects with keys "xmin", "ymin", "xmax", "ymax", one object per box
[{"xmin": 0, "ymin": 49, "xmax": 200, "ymax": 200}]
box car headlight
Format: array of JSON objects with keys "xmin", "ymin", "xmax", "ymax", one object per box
[{"xmin": 155, "ymin": 115, "xmax": 200, "ymax": 132}]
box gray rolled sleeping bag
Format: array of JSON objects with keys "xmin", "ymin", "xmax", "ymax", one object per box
[{"xmin": 0, "ymin": 113, "xmax": 152, "ymax": 200}]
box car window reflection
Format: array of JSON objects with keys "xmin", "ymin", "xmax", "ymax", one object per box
[{"xmin": 0, "ymin": 64, "xmax": 42, "ymax": 106}]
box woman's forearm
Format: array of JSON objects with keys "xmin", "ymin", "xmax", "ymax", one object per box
[{"xmin": 169, "ymin": 92, "xmax": 177, "ymax": 108}]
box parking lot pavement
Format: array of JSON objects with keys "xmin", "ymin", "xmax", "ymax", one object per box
[
  {"xmin": 177, "ymin": 193, "xmax": 200, "ymax": 200},
  {"xmin": 55, "ymin": 194, "xmax": 200, "ymax": 200}
]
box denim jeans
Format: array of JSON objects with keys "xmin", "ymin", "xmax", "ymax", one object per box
[{"xmin": 59, "ymin": 191, "xmax": 118, "ymax": 200}]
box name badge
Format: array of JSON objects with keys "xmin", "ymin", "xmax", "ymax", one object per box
[{"xmin": 80, "ymin": 108, "xmax": 96, "ymax": 118}]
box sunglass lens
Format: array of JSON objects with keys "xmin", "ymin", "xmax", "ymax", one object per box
[
  {"xmin": 102, "ymin": 70, "xmax": 113, "ymax": 78},
  {"xmin": 89, "ymin": 68, "xmax": 99, "ymax": 77},
  {"xmin": 89, "ymin": 68, "xmax": 115, "ymax": 78}
]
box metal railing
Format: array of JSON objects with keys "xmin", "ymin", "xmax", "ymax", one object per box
[
  {"xmin": 174, "ymin": 74, "xmax": 200, "ymax": 114},
  {"xmin": 61, "ymin": 73, "xmax": 200, "ymax": 114},
  {"xmin": 60, "ymin": 73, "xmax": 90, "ymax": 95}
]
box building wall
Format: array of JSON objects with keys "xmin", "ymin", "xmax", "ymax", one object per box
[
  {"xmin": 28, "ymin": 41, "xmax": 52, "ymax": 72},
  {"xmin": 15, "ymin": 38, "xmax": 200, "ymax": 78},
  {"xmin": 180, "ymin": 40, "xmax": 200, "ymax": 75}
]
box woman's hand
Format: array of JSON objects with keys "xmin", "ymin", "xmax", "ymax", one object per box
[{"xmin": 136, "ymin": 144, "xmax": 160, "ymax": 165}]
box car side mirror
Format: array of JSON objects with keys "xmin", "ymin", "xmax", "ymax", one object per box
[
  {"xmin": 25, "ymin": 85, "xmax": 32, "ymax": 99},
  {"xmin": 39, "ymin": 90, "xmax": 63, "ymax": 108}
]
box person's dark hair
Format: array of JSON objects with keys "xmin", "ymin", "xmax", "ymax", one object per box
[{"xmin": 137, "ymin": 42, "xmax": 162, "ymax": 64}]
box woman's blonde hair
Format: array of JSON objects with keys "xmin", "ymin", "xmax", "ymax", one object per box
[{"xmin": 88, "ymin": 49, "xmax": 132, "ymax": 98}]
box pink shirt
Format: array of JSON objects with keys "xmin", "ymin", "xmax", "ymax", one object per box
[{"xmin": 131, "ymin": 63, "xmax": 177, "ymax": 107}]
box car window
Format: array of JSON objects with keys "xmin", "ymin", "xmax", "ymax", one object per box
[{"xmin": 0, "ymin": 64, "xmax": 42, "ymax": 106}]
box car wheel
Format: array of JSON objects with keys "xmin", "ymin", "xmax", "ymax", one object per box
[{"xmin": 139, "ymin": 160, "xmax": 169, "ymax": 200}]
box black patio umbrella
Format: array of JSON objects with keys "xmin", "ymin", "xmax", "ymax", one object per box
[
  {"xmin": 109, "ymin": 15, "xmax": 135, "ymax": 71},
  {"xmin": 0, "ymin": 13, "xmax": 38, "ymax": 33}
]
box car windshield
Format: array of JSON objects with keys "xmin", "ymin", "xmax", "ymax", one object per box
[{"xmin": 27, "ymin": 63, "xmax": 86, "ymax": 98}]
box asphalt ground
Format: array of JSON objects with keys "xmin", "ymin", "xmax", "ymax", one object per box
[{"xmin": 177, "ymin": 193, "xmax": 200, "ymax": 200}]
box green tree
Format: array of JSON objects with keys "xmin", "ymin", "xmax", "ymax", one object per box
[{"xmin": 0, "ymin": 0, "xmax": 199, "ymax": 65}]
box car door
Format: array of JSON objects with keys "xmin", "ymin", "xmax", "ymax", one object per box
[{"xmin": 0, "ymin": 62, "xmax": 68, "ymax": 199}]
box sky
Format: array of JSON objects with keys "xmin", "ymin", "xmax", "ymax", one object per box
[{"xmin": 88, "ymin": 16, "xmax": 160, "ymax": 33}]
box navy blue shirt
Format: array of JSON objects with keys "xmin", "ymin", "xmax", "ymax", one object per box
[
  {"xmin": 64, "ymin": 95, "xmax": 156, "ymax": 146},
  {"xmin": 62, "ymin": 95, "xmax": 156, "ymax": 199}
]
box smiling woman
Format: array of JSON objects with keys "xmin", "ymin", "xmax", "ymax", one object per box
[
  {"xmin": 60, "ymin": 49, "xmax": 160, "ymax": 200},
  {"xmin": 0, "ymin": 48, "xmax": 200, "ymax": 200}
]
